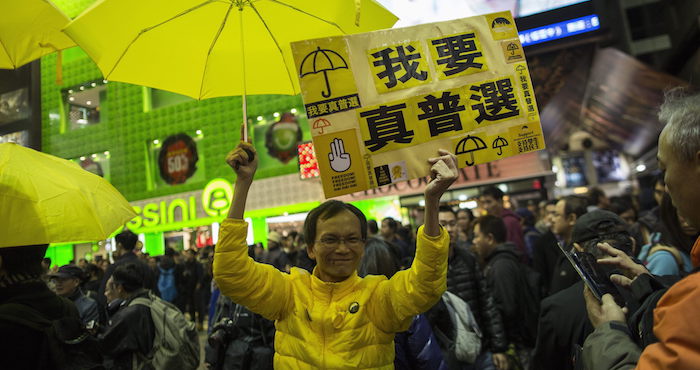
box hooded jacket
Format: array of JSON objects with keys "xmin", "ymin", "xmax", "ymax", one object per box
[
  {"xmin": 483, "ymin": 242, "xmax": 535, "ymax": 347},
  {"xmin": 443, "ymin": 245, "xmax": 508, "ymax": 353},
  {"xmin": 213, "ymin": 219, "xmax": 449, "ymax": 369},
  {"xmin": 500, "ymin": 209, "xmax": 526, "ymax": 260},
  {"xmin": 583, "ymin": 236, "xmax": 700, "ymax": 369}
]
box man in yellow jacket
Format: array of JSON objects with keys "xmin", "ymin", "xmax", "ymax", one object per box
[{"xmin": 213, "ymin": 141, "xmax": 458, "ymax": 369}]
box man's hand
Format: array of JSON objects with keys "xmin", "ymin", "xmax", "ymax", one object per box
[
  {"xmin": 492, "ymin": 352, "xmax": 510, "ymax": 370},
  {"xmin": 583, "ymin": 286, "xmax": 627, "ymax": 329},
  {"xmin": 226, "ymin": 141, "xmax": 258, "ymax": 184},
  {"xmin": 424, "ymin": 149, "xmax": 458, "ymax": 201},
  {"xmin": 596, "ymin": 242, "xmax": 648, "ymax": 280}
]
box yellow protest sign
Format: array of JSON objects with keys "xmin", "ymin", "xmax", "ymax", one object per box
[{"xmin": 291, "ymin": 12, "xmax": 545, "ymax": 198}]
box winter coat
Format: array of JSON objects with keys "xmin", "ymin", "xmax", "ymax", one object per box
[
  {"xmin": 483, "ymin": 243, "xmax": 535, "ymax": 347},
  {"xmin": 0, "ymin": 279, "xmax": 81, "ymax": 369},
  {"xmin": 68, "ymin": 287, "xmax": 100, "ymax": 325},
  {"xmin": 500, "ymin": 209, "xmax": 526, "ymax": 261},
  {"xmin": 445, "ymin": 246, "xmax": 508, "ymax": 353},
  {"xmin": 532, "ymin": 230, "xmax": 559, "ymax": 294},
  {"xmin": 213, "ymin": 219, "xmax": 449, "ymax": 369},
  {"xmin": 98, "ymin": 289, "xmax": 156, "ymax": 370},
  {"xmin": 394, "ymin": 314, "xmax": 447, "ymax": 370},
  {"xmin": 531, "ymin": 281, "xmax": 592, "ymax": 370},
  {"xmin": 583, "ymin": 236, "xmax": 700, "ymax": 369}
]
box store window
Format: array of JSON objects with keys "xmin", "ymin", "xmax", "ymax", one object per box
[
  {"xmin": 148, "ymin": 131, "xmax": 205, "ymax": 189},
  {"xmin": 0, "ymin": 88, "xmax": 29, "ymax": 125},
  {"xmin": 0, "ymin": 130, "xmax": 29, "ymax": 146},
  {"xmin": 148, "ymin": 88, "xmax": 193, "ymax": 110},
  {"xmin": 62, "ymin": 80, "xmax": 107, "ymax": 130},
  {"xmin": 71, "ymin": 151, "xmax": 111, "ymax": 182}
]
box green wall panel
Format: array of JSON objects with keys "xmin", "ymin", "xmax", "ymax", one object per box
[
  {"xmin": 45, "ymin": 244, "xmax": 74, "ymax": 267},
  {"xmin": 42, "ymin": 34, "xmax": 307, "ymax": 203}
]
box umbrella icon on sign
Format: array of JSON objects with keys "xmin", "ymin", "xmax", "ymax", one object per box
[
  {"xmin": 299, "ymin": 47, "xmax": 349, "ymax": 98},
  {"xmin": 492, "ymin": 136, "xmax": 509, "ymax": 155},
  {"xmin": 455, "ymin": 135, "xmax": 487, "ymax": 166},
  {"xmin": 313, "ymin": 118, "xmax": 332, "ymax": 134}
]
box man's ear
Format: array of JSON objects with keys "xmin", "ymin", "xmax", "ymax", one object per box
[
  {"xmin": 306, "ymin": 245, "xmax": 317, "ymax": 261},
  {"xmin": 567, "ymin": 214, "xmax": 578, "ymax": 227},
  {"xmin": 487, "ymin": 233, "xmax": 497, "ymax": 246}
]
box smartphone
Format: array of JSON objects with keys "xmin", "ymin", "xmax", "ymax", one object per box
[{"xmin": 558, "ymin": 241, "xmax": 625, "ymax": 306}]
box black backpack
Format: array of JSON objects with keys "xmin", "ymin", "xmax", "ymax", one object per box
[{"xmin": 0, "ymin": 303, "xmax": 104, "ymax": 370}]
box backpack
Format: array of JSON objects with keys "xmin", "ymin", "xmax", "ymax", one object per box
[
  {"xmin": 0, "ymin": 303, "xmax": 103, "ymax": 370},
  {"xmin": 129, "ymin": 292, "xmax": 200, "ymax": 370},
  {"xmin": 432, "ymin": 291, "xmax": 482, "ymax": 364},
  {"xmin": 157, "ymin": 267, "xmax": 178, "ymax": 302}
]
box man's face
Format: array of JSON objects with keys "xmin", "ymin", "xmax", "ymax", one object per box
[
  {"xmin": 456, "ymin": 210, "xmax": 471, "ymax": 233},
  {"xmin": 479, "ymin": 195, "xmax": 502, "ymax": 216},
  {"xmin": 658, "ymin": 131, "xmax": 700, "ymax": 228},
  {"xmin": 472, "ymin": 223, "xmax": 491, "ymax": 258},
  {"xmin": 308, "ymin": 210, "xmax": 365, "ymax": 283},
  {"xmin": 544, "ymin": 204, "xmax": 557, "ymax": 228},
  {"xmin": 439, "ymin": 211, "xmax": 458, "ymax": 246},
  {"xmin": 52, "ymin": 276, "xmax": 79, "ymax": 297},
  {"xmin": 552, "ymin": 200, "xmax": 572, "ymax": 239},
  {"xmin": 380, "ymin": 220, "xmax": 393, "ymax": 239}
]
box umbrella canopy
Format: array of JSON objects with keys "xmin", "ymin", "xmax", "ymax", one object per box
[
  {"xmin": 0, "ymin": 0, "xmax": 75, "ymax": 69},
  {"xmin": 63, "ymin": 0, "xmax": 397, "ymax": 100},
  {"xmin": 0, "ymin": 143, "xmax": 136, "ymax": 248}
]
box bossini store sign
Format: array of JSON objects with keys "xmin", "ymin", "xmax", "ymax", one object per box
[{"xmin": 127, "ymin": 178, "xmax": 233, "ymax": 230}]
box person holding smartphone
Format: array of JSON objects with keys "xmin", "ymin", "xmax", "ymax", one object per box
[{"xmin": 213, "ymin": 141, "xmax": 458, "ymax": 369}]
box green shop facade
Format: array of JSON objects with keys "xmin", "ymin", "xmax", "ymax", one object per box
[{"xmin": 40, "ymin": 0, "xmax": 401, "ymax": 264}]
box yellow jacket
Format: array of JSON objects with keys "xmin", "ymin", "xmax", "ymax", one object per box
[{"xmin": 213, "ymin": 219, "xmax": 449, "ymax": 369}]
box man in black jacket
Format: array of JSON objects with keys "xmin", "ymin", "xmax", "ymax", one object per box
[
  {"xmin": 435, "ymin": 206, "xmax": 510, "ymax": 370},
  {"xmin": 99, "ymin": 230, "xmax": 156, "ymax": 303},
  {"xmin": 0, "ymin": 244, "xmax": 84, "ymax": 369},
  {"xmin": 100, "ymin": 263, "xmax": 156, "ymax": 369},
  {"xmin": 530, "ymin": 210, "xmax": 634, "ymax": 370},
  {"xmin": 548, "ymin": 195, "xmax": 588, "ymax": 295},
  {"xmin": 473, "ymin": 215, "xmax": 537, "ymax": 370}
]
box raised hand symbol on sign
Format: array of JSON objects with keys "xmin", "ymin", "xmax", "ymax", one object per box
[{"xmin": 328, "ymin": 138, "xmax": 351, "ymax": 173}]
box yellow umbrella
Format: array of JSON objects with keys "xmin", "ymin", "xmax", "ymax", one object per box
[
  {"xmin": 0, "ymin": 143, "xmax": 136, "ymax": 248},
  {"xmin": 0, "ymin": 0, "xmax": 75, "ymax": 69},
  {"xmin": 64, "ymin": 0, "xmax": 397, "ymax": 139}
]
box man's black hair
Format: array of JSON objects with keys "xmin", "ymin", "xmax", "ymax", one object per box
[
  {"xmin": 367, "ymin": 219, "xmax": 379, "ymax": 235},
  {"xmin": 481, "ymin": 186, "xmax": 505, "ymax": 201},
  {"xmin": 0, "ymin": 245, "xmax": 49, "ymax": 276},
  {"xmin": 115, "ymin": 230, "xmax": 138, "ymax": 251},
  {"xmin": 382, "ymin": 217, "xmax": 398, "ymax": 232},
  {"xmin": 474, "ymin": 215, "xmax": 507, "ymax": 244},
  {"xmin": 111, "ymin": 263, "xmax": 144, "ymax": 293},
  {"xmin": 588, "ymin": 187, "xmax": 606, "ymax": 207},
  {"xmin": 563, "ymin": 195, "xmax": 588, "ymax": 218},
  {"xmin": 303, "ymin": 200, "xmax": 367, "ymax": 247},
  {"xmin": 438, "ymin": 205, "xmax": 456, "ymax": 217}
]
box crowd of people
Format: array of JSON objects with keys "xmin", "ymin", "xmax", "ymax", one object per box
[{"xmin": 1, "ymin": 89, "xmax": 699, "ymax": 369}]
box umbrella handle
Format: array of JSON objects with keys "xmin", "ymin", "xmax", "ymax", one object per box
[
  {"xmin": 321, "ymin": 70, "xmax": 332, "ymax": 98},
  {"xmin": 233, "ymin": 148, "xmax": 256, "ymax": 170}
]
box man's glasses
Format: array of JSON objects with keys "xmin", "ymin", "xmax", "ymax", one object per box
[{"xmin": 316, "ymin": 236, "xmax": 365, "ymax": 247}]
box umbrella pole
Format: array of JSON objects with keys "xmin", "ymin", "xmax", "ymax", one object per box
[{"xmin": 240, "ymin": 7, "xmax": 248, "ymax": 143}]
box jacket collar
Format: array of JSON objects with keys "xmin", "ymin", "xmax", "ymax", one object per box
[{"xmin": 310, "ymin": 268, "xmax": 361, "ymax": 301}]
